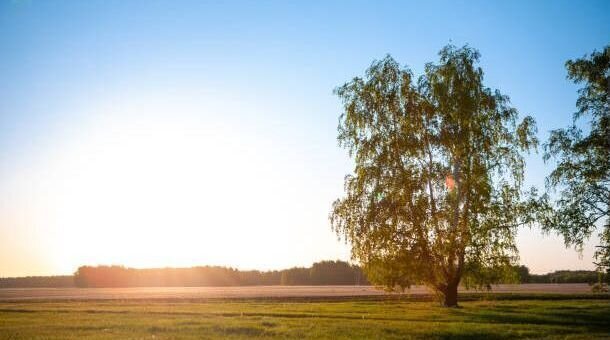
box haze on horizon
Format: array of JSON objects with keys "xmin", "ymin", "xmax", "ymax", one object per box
[{"xmin": 1, "ymin": 0, "xmax": 609, "ymax": 277}]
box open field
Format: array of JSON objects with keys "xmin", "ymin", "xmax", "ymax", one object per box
[
  {"xmin": 2, "ymin": 285, "xmax": 608, "ymax": 339},
  {"xmin": 1, "ymin": 297, "xmax": 610, "ymax": 339},
  {"xmin": 0, "ymin": 284, "xmax": 595, "ymax": 301}
]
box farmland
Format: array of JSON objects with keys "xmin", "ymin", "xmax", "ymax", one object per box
[
  {"xmin": 0, "ymin": 284, "xmax": 596, "ymax": 301},
  {"xmin": 1, "ymin": 285, "xmax": 609, "ymax": 339}
]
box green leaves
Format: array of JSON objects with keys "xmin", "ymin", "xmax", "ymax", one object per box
[
  {"xmin": 542, "ymin": 45, "xmax": 609, "ymax": 276},
  {"xmin": 331, "ymin": 45, "xmax": 537, "ymax": 306},
  {"xmin": 516, "ymin": 116, "xmax": 539, "ymax": 151}
]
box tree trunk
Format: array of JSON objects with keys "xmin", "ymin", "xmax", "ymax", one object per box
[{"xmin": 443, "ymin": 282, "xmax": 459, "ymax": 307}]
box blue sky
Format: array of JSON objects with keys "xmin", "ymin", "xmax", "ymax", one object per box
[{"xmin": 1, "ymin": 0, "xmax": 609, "ymax": 276}]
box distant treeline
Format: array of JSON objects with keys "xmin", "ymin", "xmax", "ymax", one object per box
[
  {"xmin": 72, "ymin": 260, "xmax": 369, "ymax": 287},
  {"xmin": 516, "ymin": 266, "xmax": 605, "ymax": 284},
  {"xmin": 1, "ymin": 263, "xmax": 604, "ymax": 288},
  {"xmin": 0, "ymin": 275, "xmax": 74, "ymax": 288}
]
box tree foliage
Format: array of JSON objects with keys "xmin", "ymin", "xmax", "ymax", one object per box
[
  {"xmin": 540, "ymin": 45, "xmax": 610, "ymax": 274},
  {"xmin": 0, "ymin": 276, "xmax": 74, "ymax": 288},
  {"xmin": 72, "ymin": 261, "xmax": 368, "ymax": 287},
  {"xmin": 330, "ymin": 45, "xmax": 538, "ymax": 306}
]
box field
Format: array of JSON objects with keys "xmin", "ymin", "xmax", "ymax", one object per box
[
  {"xmin": 0, "ymin": 284, "xmax": 594, "ymax": 300},
  {"xmin": 1, "ymin": 286, "xmax": 609, "ymax": 339}
]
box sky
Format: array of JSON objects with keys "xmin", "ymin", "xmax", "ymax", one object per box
[{"xmin": 1, "ymin": 0, "xmax": 609, "ymax": 277}]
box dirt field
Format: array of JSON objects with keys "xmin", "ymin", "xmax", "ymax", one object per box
[{"xmin": 0, "ymin": 284, "xmax": 593, "ymax": 301}]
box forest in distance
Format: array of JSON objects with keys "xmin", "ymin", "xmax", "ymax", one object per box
[{"xmin": 0, "ymin": 260, "xmax": 605, "ymax": 288}]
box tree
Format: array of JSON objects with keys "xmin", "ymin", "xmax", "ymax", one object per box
[
  {"xmin": 310, "ymin": 260, "xmax": 368, "ymax": 285},
  {"xmin": 540, "ymin": 45, "xmax": 609, "ymax": 275},
  {"xmin": 330, "ymin": 45, "xmax": 538, "ymax": 307},
  {"xmin": 515, "ymin": 265, "xmax": 530, "ymax": 283}
]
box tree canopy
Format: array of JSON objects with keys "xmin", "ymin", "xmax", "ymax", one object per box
[
  {"xmin": 540, "ymin": 45, "xmax": 610, "ymax": 273},
  {"xmin": 331, "ymin": 45, "xmax": 538, "ymax": 306},
  {"xmin": 71, "ymin": 261, "xmax": 368, "ymax": 287}
]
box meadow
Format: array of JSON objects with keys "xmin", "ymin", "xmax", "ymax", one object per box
[{"xmin": 1, "ymin": 295, "xmax": 609, "ymax": 339}]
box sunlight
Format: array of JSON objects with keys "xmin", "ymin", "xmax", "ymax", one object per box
[
  {"xmin": 44, "ymin": 117, "xmax": 263, "ymax": 271},
  {"xmin": 4, "ymin": 100, "xmax": 347, "ymax": 274},
  {"xmin": 1, "ymin": 1, "xmax": 608, "ymax": 337}
]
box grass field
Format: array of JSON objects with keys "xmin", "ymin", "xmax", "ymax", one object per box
[{"xmin": 1, "ymin": 296, "xmax": 609, "ymax": 339}]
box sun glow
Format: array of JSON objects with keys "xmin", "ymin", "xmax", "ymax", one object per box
[{"xmin": 0, "ymin": 96, "xmax": 349, "ymax": 276}]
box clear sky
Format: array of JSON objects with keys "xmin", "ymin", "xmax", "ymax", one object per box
[{"xmin": 1, "ymin": 0, "xmax": 609, "ymax": 277}]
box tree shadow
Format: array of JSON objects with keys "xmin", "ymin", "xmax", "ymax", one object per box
[{"xmin": 450, "ymin": 304, "xmax": 610, "ymax": 333}]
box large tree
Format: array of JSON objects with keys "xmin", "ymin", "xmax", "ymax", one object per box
[
  {"xmin": 541, "ymin": 46, "xmax": 609, "ymax": 274},
  {"xmin": 330, "ymin": 45, "xmax": 538, "ymax": 307}
]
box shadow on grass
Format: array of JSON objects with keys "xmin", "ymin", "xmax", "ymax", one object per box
[{"xmin": 451, "ymin": 303, "xmax": 610, "ymax": 333}]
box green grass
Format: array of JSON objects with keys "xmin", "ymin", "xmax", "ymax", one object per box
[{"xmin": 1, "ymin": 297, "xmax": 609, "ymax": 339}]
